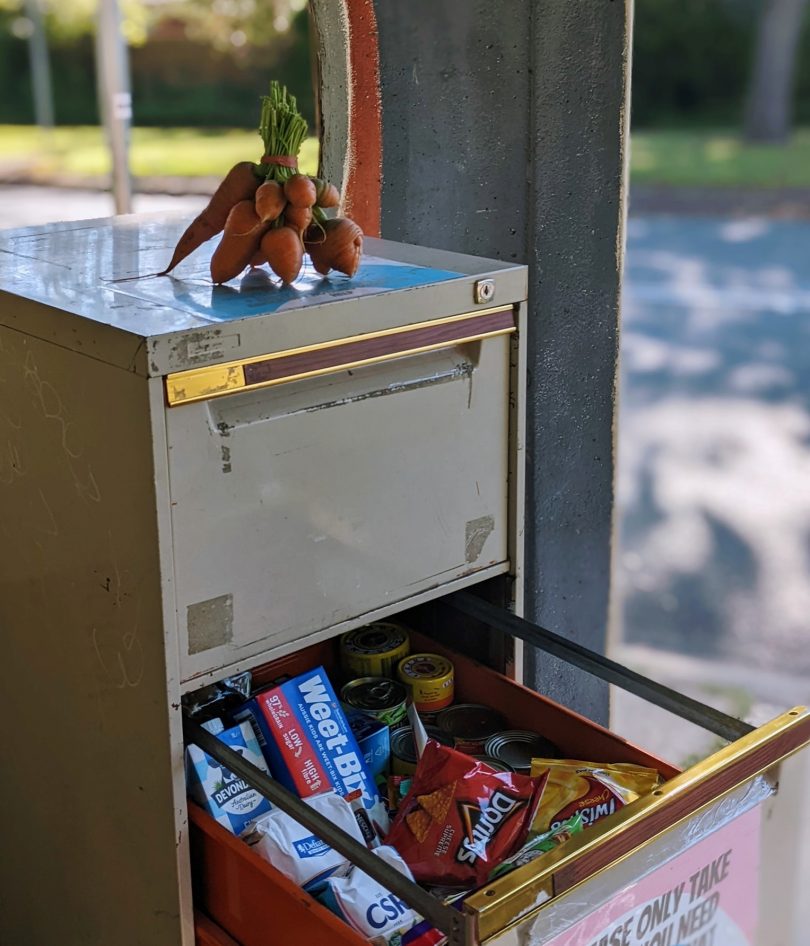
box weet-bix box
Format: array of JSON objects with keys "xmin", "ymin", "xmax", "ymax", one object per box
[
  {"xmin": 185, "ymin": 720, "xmax": 274, "ymax": 837},
  {"xmin": 256, "ymin": 667, "xmax": 389, "ymax": 834}
]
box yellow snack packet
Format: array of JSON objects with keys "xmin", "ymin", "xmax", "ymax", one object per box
[{"xmin": 529, "ymin": 758, "xmax": 661, "ymax": 835}]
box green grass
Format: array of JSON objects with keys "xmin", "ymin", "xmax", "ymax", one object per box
[
  {"xmin": 0, "ymin": 125, "xmax": 319, "ymax": 178},
  {"xmin": 631, "ymin": 127, "xmax": 810, "ymax": 188},
  {"xmin": 4, "ymin": 124, "xmax": 810, "ymax": 190}
]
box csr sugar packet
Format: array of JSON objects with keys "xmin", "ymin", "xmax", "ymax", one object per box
[
  {"xmin": 315, "ymin": 845, "xmax": 419, "ymax": 944},
  {"xmin": 256, "ymin": 666, "xmax": 389, "ymax": 834},
  {"xmin": 185, "ymin": 720, "xmax": 273, "ymax": 836}
]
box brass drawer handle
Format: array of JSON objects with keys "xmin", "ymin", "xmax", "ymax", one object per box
[{"xmin": 165, "ymin": 306, "xmax": 515, "ymax": 406}]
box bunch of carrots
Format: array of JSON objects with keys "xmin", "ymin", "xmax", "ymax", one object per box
[{"xmin": 160, "ymin": 81, "xmax": 363, "ymax": 285}]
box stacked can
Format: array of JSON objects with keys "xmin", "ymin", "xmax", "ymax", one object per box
[
  {"xmin": 436, "ymin": 704, "xmax": 506, "ymax": 754},
  {"xmin": 390, "ymin": 725, "xmax": 453, "ymax": 776},
  {"xmin": 396, "ymin": 653, "xmax": 455, "ymax": 717},
  {"xmin": 340, "ymin": 623, "xmax": 411, "ymax": 679},
  {"xmin": 484, "ymin": 731, "xmax": 560, "ymax": 773},
  {"xmin": 341, "ymin": 677, "xmax": 408, "ymax": 729}
]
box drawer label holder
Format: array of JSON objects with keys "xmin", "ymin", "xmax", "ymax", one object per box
[{"xmin": 165, "ymin": 305, "xmax": 516, "ymax": 406}]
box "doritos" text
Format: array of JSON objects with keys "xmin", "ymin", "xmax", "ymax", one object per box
[{"xmin": 456, "ymin": 790, "xmax": 527, "ymax": 865}]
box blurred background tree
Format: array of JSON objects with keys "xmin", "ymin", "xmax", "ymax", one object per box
[
  {"xmin": 745, "ymin": 0, "xmax": 809, "ymax": 141},
  {"xmin": 633, "ymin": 0, "xmax": 810, "ymax": 138},
  {"xmin": 0, "ymin": 0, "xmax": 314, "ymax": 128}
]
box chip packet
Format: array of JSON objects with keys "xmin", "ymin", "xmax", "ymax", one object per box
[
  {"xmin": 384, "ymin": 740, "xmax": 547, "ymax": 887},
  {"xmin": 315, "ymin": 845, "xmax": 419, "ymax": 945},
  {"xmin": 529, "ymin": 759, "xmax": 660, "ymax": 835},
  {"xmin": 488, "ymin": 812, "xmax": 584, "ymax": 880},
  {"xmin": 250, "ymin": 790, "xmax": 366, "ymax": 891},
  {"xmin": 402, "ymin": 920, "xmax": 448, "ymax": 946}
]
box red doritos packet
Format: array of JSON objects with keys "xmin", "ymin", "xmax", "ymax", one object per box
[{"xmin": 384, "ymin": 740, "xmax": 547, "ymax": 887}]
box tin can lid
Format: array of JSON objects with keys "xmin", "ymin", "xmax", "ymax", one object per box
[
  {"xmin": 472, "ymin": 754, "xmax": 515, "ymax": 773},
  {"xmin": 436, "ymin": 704, "xmax": 506, "ymax": 740},
  {"xmin": 341, "ymin": 677, "xmax": 407, "ymax": 711},
  {"xmin": 341, "ymin": 623, "xmax": 410, "ymax": 655},
  {"xmin": 391, "ymin": 725, "xmax": 452, "ymax": 763},
  {"xmin": 397, "ymin": 653, "xmax": 454, "ymax": 681},
  {"xmin": 483, "ymin": 730, "xmax": 560, "ymax": 772}
]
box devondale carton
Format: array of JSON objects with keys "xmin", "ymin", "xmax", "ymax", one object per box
[
  {"xmin": 256, "ymin": 666, "xmax": 389, "ymax": 834},
  {"xmin": 185, "ymin": 720, "xmax": 274, "ymax": 837}
]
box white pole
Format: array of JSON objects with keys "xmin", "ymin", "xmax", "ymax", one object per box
[
  {"xmin": 23, "ymin": 0, "xmax": 54, "ymax": 130},
  {"xmin": 95, "ymin": 0, "xmax": 132, "ymax": 214}
]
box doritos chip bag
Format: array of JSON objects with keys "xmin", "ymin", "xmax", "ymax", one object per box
[
  {"xmin": 384, "ymin": 740, "xmax": 546, "ymax": 887},
  {"xmin": 529, "ymin": 759, "xmax": 660, "ymax": 835}
]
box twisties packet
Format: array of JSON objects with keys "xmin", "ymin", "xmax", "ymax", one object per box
[
  {"xmin": 315, "ymin": 845, "xmax": 419, "ymax": 945},
  {"xmin": 251, "ymin": 791, "xmax": 366, "ymax": 891},
  {"xmin": 185, "ymin": 720, "xmax": 273, "ymax": 837},
  {"xmin": 384, "ymin": 740, "xmax": 546, "ymax": 888},
  {"xmin": 529, "ymin": 759, "xmax": 661, "ymax": 834}
]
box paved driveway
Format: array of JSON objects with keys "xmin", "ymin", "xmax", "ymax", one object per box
[
  {"xmin": 613, "ymin": 214, "xmax": 810, "ymax": 753},
  {"xmin": 1, "ymin": 184, "xmax": 206, "ymax": 229}
]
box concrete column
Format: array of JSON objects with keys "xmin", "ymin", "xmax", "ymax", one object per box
[{"xmin": 315, "ymin": 0, "xmax": 632, "ymax": 722}]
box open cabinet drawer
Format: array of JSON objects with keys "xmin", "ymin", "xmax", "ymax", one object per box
[{"xmin": 186, "ymin": 599, "xmax": 810, "ymax": 946}]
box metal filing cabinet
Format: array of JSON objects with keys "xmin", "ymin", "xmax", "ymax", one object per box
[{"xmin": 0, "ymin": 215, "xmax": 807, "ymax": 946}]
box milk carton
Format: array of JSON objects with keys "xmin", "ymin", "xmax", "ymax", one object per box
[{"xmin": 185, "ymin": 720, "xmax": 274, "ymax": 837}]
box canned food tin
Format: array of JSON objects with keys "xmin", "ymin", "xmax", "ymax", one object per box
[
  {"xmin": 472, "ymin": 755, "xmax": 515, "ymax": 774},
  {"xmin": 436, "ymin": 704, "xmax": 507, "ymax": 754},
  {"xmin": 390, "ymin": 725, "xmax": 453, "ymax": 776},
  {"xmin": 483, "ymin": 730, "xmax": 560, "ymax": 773},
  {"xmin": 340, "ymin": 622, "xmax": 411, "ymax": 679},
  {"xmin": 397, "ymin": 653, "xmax": 454, "ymax": 714},
  {"xmin": 341, "ymin": 677, "xmax": 409, "ymax": 728}
]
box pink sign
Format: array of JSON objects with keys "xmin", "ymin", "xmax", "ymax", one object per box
[{"xmin": 541, "ymin": 805, "xmax": 761, "ymax": 946}]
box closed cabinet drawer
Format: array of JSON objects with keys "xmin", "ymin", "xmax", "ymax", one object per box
[
  {"xmin": 186, "ymin": 601, "xmax": 810, "ymax": 946},
  {"xmin": 168, "ymin": 321, "xmax": 516, "ymax": 684}
]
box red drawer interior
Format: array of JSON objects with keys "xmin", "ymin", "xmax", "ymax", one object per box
[
  {"xmin": 190, "ymin": 631, "xmax": 679, "ymax": 946},
  {"xmin": 195, "ymin": 910, "xmax": 242, "ymax": 946}
]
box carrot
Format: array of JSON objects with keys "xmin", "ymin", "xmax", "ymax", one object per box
[
  {"xmin": 260, "ymin": 226, "xmax": 304, "ymax": 284},
  {"xmin": 311, "ymin": 178, "xmax": 340, "ymax": 209},
  {"xmin": 305, "ymin": 217, "xmax": 363, "ymax": 277},
  {"xmin": 283, "ymin": 174, "xmax": 317, "ymax": 209},
  {"xmin": 283, "ymin": 204, "xmax": 313, "ymax": 235},
  {"xmin": 255, "ymin": 180, "xmax": 286, "ymax": 224},
  {"xmin": 210, "ymin": 200, "xmax": 268, "ymax": 284},
  {"xmin": 161, "ymin": 161, "xmax": 260, "ymax": 275}
]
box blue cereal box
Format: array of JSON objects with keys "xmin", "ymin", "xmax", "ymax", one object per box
[
  {"xmin": 230, "ymin": 697, "xmax": 275, "ymax": 760},
  {"xmin": 347, "ymin": 709, "xmax": 391, "ymax": 787},
  {"xmin": 185, "ymin": 720, "xmax": 274, "ymax": 837},
  {"xmin": 256, "ymin": 666, "xmax": 389, "ymax": 834}
]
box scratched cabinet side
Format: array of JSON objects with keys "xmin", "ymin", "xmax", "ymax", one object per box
[{"xmin": 0, "ymin": 325, "xmax": 188, "ymax": 946}]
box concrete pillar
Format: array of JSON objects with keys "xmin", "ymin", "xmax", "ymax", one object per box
[{"xmin": 314, "ymin": 0, "xmax": 632, "ymax": 723}]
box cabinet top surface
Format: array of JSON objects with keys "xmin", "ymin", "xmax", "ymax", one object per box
[{"xmin": 0, "ymin": 214, "xmax": 525, "ymax": 357}]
